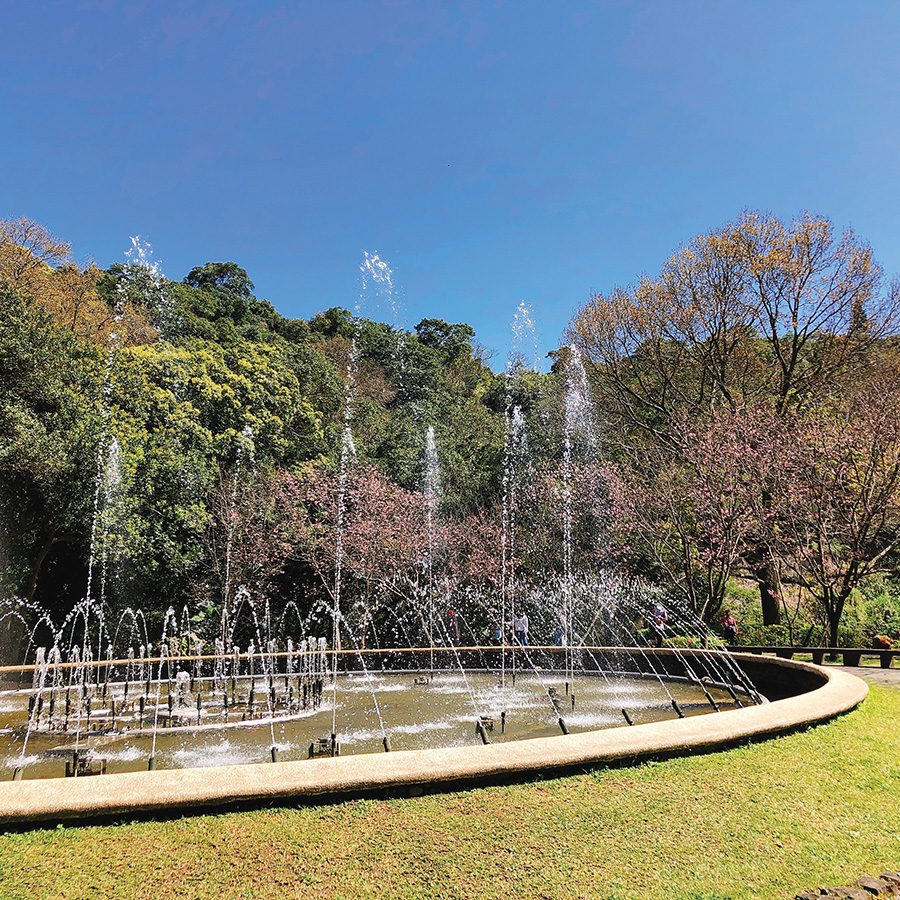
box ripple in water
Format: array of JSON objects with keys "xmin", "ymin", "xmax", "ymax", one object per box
[
  {"xmin": 565, "ymin": 711, "xmax": 619, "ymax": 728},
  {"xmin": 103, "ymin": 745, "xmax": 147, "ymax": 763},
  {"xmin": 342, "ymin": 679, "xmax": 410, "ymax": 694},
  {"xmin": 2, "ymin": 753, "xmax": 41, "ymax": 769},
  {"xmin": 168, "ymin": 739, "xmax": 257, "ymax": 769},
  {"xmin": 342, "ymin": 720, "xmax": 455, "ymax": 745}
]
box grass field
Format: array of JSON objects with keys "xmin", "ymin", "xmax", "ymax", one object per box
[{"xmin": 0, "ymin": 685, "xmax": 897, "ymax": 899}]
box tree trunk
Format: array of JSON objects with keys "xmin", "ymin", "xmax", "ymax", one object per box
[
  {"xmin": 754, "ymin": 560, "xmax": 782, "ymax": 626},
  {"xmin": 826, "ymin": 586, "xmax": 850, "ymax": 647},
  {"xmin": 23, "ymin": 530, "xmax": 58, "ymax": 603},
  {"xmin": 749, "ymin": 487, "xmax": 781, "ymax": 626},
  {"xmin": 0, "ymin": 616, "xmax": 25, "ymax": 665},
  {"xmin": 827, "ymin": 610, "xmax": 840, "ymax": 648}
]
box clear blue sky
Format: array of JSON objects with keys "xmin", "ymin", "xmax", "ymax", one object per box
[{"xmin": 2, "ymin": 2, "xmax": 899, "ymax": 365}]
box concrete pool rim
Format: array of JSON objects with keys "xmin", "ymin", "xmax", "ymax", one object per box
[{"xmin": 0, "ymin": 651, "xmax": 868, "ymax": 826}]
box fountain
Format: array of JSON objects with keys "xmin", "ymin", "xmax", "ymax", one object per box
[{"xmin": 0, "ymin": 254, "xmax": 869, "ymax": 825}]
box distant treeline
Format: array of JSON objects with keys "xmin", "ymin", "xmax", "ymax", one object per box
[{"xmin": 1, "ymin": 213, "xmax": 899, "ymax": 650}]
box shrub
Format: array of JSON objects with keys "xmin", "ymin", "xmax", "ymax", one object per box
[
  {"xmin": 663, "ymin": 635, "xmax": 726, "ymax": 650},
  {"xmin": 830, "ymin": 583, "xmax": 900, "ymax": 647},
  {"xmin": 723, "ymin": 579, "xmax": 758, "ymax": 609},
  {"xmin": 738, "ymin": 624, "xmax": 796, "ymax": 646},
  {"xmin": 837, "ymin": 621, "xmax": 867, "ymax": 648}
]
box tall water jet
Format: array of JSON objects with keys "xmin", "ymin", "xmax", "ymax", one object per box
[
  {"xmin": 118, "ymin": 236, "xmax": 171, "ymax": 336},
  {"xmin": 561, "ymin": 344, "xmax": 596, "ymax": 689},
  {"xmin": 423, "ymin": 425, "xmax": 441, "ymax": 660},
  {"xmin": 500, "ymin": 301, "xmax": 538, "ymax": 685},
  {"xmin": 359, "ymin": 249, "xmax": 408, "ymax": 397},
  {"xmin": 97, "ymin": 437, "xmax": 122, "ymax": 612},
  {"xmin": 220, "ymin": 425, "xmax": 256, "ymax": 648},
  {"xmin": 510, "ymin": 300, "xmax": 540, "ymax": 371},
  {"xmin": 80, "ymin": 250, "xmax": 134, "ymax": 674},
  {"xmin": 330, "ymin": 251, "xmax": 398, "ymax": 740},
  {"xmin": 359, "ymin": 251, "xmax": 398, "ymax": 321},
  {"xmin": 335, "ymin": 251, "xmax": 399, "ymax": 652},
  {"xmin": 500, "ymin": 405, "xmax": 529, "ymax": 685},
  {"xmin": 332, "ymin": 398, "xmax": 357, "ymax": 659},
  {"xmin": 87, "ymin": 236, "xmax": 166, "ymax": 621}
]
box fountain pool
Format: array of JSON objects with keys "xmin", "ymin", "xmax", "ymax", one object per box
[{"xmin": 0, "ymin": 664, "xmax": 746, "ymax": 780}]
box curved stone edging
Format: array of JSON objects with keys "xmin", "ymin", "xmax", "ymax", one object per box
[{"xmin": 0, "ymin": 653, "xmax": 868, "ymax": 826}]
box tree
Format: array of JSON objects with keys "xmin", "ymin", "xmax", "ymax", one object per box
[
  {"xmin": 0, "ymin": 218, "xmax": 156, "ymax": 346},
  {"xmin": 607, "ymin": 407, "xmax": 774, "ymax": 620},
  {"xmin": 184, "ymin": 262, "xmax": 255, "ymax": 298},
  {"xmin": 571, "ymin": 211, "xmax": 899, "ymax": 623},
  {"xmin": 770, "ymin": 371, "xmax": 900, "ymax": 645},
  {"xmin": 0, "ymin": 217, "xmax": 71, "ymax": 293},
  {"xmin": 573, "ymin": 213, "xmax": 892, "ymax": 432},
  {"xmin": 195, "ymin": 466, "xmax": 298, "ymax": 644},
  {"xmin": 414, "ymin": 319, "xmax": 475, "ymax": 360},
  {"xmin": 0, "ymin": 289, "xmax": 103, "ymax": 609},
  {"xmin": 285, "ymin": 462, "xmax": 437, "ymax": 645}
]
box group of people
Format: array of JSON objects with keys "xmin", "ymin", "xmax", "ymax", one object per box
[
  {"xmin": 446, "ymin": 608, "xmax": 531, "ymax": 646},
  {"xmin": 447, "ymin": 605, "xmax": 739, "ymax": 649},
  {"xmin": 489, "ymin": 612, "xmax": 531, "ymax": 645},
  {"xmin": 648, "ymin": 603, "xmax": 739, "ymax": 647}
]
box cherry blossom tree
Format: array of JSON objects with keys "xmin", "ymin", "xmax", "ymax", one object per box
[
  {"xmin": 607, "ymin": 407, "xmax": 776, "ymax": 620},
  {"xmin": 769, "ymin": 372, "xmax": 900, "ymax": 645},
  {"xmin": 286, "ymin": 462, "xmax": 444, "ymax": 645},
  {"xmin": 571, "ymin": 212, "xmax": 899, "ymax": 624},
  {"xmin": 196, "ymin": 466, "xmax": 299, "ymax": 642}
]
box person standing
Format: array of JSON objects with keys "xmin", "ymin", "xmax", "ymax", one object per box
[
  {"xmin": 447, "ymin": 607, "xmax": 460, "ymax": 643},
  {"xmin": 513, "ymin": 611, "xmax": 529, "ymax": 646},
  {"xmin": 720, "ymin": 609, "xmax": 738, "ymax": 644},
  {"xmin": 649, "ymin": 603, "xmax": 668, "ymax": 648}
]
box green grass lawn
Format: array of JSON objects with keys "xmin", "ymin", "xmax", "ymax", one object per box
[{"xmin": 0, "ymin": 686, "xmax": 897, "ymax": 900}]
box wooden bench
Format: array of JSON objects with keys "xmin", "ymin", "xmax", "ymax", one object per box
[{"xmin": 728, "ymin": 645, "xmax": 899, "ymax": 668}]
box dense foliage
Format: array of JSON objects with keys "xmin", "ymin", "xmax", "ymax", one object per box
[
  {"xmin": 0, "ymin": 219, "xmax": 565, "ymax": 650},
  {"xmin": 1, "ymin": 213, "xmax": 898, "ymax": 653},
  {"xmin": 572, "ymin": 211, "xmax": 900, "ymax": 645}
]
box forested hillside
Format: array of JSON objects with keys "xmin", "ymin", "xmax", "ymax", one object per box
[
  {"xmin": 1, "ymin": 213, "xmax": 899, "ymax": 654},
  {"xmin": 0, "ymin": 218, "xmax": 570, "ymax": 648}
]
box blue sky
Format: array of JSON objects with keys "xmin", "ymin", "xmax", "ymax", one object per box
[{"xmin": 2, "ymin": 2, "xmax": 899, "ymax": 365}]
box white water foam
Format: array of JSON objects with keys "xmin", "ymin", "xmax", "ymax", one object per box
[
  {"xmin": 341, "ymin": 679, "xmax": 410, "ymax": 693},
  {"xmin": 102, "ymin": 745, "xmax": 147, "ymax": 763},
  {"xmin": 168, "ymin": 739, "xmax": 257, "ymax": 769},
  {"xmin": 342, "ymin": 720, "xmax": 455, "ymax": 744}
]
